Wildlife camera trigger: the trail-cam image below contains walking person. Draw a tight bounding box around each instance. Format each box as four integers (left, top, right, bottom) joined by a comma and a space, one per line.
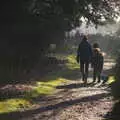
76, 35, 93, 86
91, 43, 104, 83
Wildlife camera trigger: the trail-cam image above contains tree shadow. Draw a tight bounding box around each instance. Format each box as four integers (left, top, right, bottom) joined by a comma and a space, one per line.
0, 92, 111, 120
0, 64, 114, 101
56, 82, 96, 90
60, 66, 114, 84
104, 101, 120, 120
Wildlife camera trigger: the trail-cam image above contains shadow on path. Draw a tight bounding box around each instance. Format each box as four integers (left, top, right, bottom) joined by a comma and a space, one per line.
0, 92, 111, 120
56, 82, 97, 90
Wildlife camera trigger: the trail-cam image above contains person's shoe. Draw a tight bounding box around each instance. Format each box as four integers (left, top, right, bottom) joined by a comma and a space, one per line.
82, 78, 84, 82
97, 80, 101, 83
92, 80, 96, 83
83, 82, 87, 87
102, 80, 107, 84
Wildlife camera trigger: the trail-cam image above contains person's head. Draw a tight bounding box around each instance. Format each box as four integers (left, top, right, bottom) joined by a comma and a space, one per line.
93, 43, 99, 48
82, 35, 88, 41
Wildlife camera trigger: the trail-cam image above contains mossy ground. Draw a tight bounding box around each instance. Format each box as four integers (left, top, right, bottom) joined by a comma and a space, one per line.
0, 54, 114, 114
0, 54, 77, 114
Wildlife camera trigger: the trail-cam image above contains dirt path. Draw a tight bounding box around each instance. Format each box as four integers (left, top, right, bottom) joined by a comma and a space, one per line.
0, 59, 115, 120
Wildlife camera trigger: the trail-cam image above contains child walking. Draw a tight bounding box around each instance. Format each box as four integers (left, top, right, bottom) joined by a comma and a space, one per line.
92, 43, 104, 83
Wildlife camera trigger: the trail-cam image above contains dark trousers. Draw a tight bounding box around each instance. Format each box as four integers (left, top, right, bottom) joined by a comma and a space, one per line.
93, 68, 101, 82
80, 60, 89, 83
93, 65, 103, 82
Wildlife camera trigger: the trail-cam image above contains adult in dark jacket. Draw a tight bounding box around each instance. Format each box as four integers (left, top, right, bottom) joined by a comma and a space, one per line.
76, 35, 93, 85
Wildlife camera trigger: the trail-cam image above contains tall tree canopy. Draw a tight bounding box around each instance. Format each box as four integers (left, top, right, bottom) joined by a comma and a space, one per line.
0, 0, 120, 81
1, 0, 120, 28
27, 0, 120, 28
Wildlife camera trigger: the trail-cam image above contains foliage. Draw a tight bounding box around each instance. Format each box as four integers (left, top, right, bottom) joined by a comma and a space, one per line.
28, 0, 120, 28
0, 0, 120, 80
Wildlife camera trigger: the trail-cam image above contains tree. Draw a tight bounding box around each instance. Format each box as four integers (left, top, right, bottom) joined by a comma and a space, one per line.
0, 0, 120, 82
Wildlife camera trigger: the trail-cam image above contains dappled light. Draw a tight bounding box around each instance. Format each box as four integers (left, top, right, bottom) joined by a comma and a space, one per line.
27, 78, 68, 98
1, 0, 120, 119
0, 51, 116, 117
0, 50, 117, 119
0, 78, 68, 114
107, 76, 115, 84
65, 55, 80, 70
0, 98, 32, 114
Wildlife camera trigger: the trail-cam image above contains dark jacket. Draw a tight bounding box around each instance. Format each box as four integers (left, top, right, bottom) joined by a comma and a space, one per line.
77, 40, 93, 62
